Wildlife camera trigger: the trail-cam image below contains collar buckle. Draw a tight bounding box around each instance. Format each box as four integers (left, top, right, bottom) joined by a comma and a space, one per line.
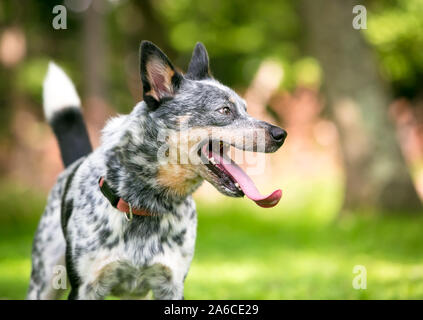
125, 203, 133, 221
99, 177, 153, 217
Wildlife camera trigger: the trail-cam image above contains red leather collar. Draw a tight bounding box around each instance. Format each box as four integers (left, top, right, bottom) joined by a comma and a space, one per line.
99, 177, 153, 217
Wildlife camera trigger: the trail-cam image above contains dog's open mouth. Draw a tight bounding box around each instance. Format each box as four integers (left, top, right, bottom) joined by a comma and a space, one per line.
198, 141, 282, 208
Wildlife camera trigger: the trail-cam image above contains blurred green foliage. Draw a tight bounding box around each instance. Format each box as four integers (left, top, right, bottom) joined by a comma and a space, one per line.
2, 0, 422, 118
155, 0, 301, 88
365, 0, 423, 97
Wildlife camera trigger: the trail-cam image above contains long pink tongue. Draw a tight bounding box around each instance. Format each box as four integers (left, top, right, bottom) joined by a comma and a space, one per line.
212, 151, 282, 208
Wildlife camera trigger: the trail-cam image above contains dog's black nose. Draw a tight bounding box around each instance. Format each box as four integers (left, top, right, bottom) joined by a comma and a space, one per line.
269, 126, 287, 143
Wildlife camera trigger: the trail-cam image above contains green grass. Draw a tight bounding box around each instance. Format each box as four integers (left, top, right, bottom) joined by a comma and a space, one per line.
187, 204, 423, 299
1, 180, 423, 299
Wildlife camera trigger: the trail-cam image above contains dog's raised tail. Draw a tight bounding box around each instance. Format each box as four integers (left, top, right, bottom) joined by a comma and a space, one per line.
43, 62, 92, 167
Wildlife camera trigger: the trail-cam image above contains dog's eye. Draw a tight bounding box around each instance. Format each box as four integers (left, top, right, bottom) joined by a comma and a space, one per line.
218, 107, 231, 116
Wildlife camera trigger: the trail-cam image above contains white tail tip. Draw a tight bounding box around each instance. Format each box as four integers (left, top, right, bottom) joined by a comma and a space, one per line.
43, 62, 81, 121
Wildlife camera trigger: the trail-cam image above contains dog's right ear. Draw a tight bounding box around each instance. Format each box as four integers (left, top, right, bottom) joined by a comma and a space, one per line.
140, 41, 183, 109
186, 42, 211, 80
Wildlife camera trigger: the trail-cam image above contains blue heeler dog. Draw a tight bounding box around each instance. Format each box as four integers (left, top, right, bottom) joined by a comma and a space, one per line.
27, 41, 287, 300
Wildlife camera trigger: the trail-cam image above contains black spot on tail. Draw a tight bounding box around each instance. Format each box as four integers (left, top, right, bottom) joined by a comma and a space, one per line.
50, 107, 92, 167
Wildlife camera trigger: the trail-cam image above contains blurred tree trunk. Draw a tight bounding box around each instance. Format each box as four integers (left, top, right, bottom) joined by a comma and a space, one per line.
134, 0, 176, 58
299, 0, 421, 213
83, 0, 106, 99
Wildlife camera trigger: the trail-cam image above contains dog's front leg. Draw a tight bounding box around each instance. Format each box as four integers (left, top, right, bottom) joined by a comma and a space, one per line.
146, 264, 184, 300
67, 267, 115, 300
151, 282, 184, 300
69, 282, 111, 300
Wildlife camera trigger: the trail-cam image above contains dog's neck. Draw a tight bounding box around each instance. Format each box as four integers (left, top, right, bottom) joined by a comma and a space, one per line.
101, 102, 202, 215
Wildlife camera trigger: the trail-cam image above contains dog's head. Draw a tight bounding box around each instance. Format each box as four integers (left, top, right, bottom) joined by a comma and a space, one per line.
139, 41, 287, 207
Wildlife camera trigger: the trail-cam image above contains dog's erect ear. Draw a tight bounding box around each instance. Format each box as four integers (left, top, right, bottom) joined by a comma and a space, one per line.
186, 42, 211, 80
140, 41, 183, 108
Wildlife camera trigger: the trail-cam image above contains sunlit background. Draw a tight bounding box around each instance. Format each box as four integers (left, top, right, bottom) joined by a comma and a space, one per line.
1, 0, 423, 299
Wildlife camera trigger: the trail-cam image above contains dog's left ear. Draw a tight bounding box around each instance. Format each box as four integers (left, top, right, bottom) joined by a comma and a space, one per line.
140, 41, 183, 108
186, 42, 211, 80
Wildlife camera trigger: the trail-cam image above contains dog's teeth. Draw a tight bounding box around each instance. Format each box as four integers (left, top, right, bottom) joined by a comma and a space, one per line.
209, 157, 216, 164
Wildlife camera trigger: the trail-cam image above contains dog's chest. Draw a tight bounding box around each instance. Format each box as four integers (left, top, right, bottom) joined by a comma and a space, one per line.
81, 199, 198, 296
124, 206, 197, 278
